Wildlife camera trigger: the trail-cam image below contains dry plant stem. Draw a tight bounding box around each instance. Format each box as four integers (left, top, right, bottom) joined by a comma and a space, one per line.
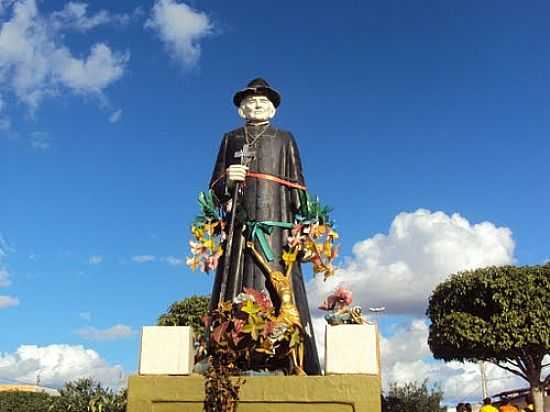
203, 353, 244, 412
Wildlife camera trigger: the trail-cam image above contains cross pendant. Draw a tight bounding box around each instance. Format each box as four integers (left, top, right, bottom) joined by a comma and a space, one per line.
234, 144, 256, 166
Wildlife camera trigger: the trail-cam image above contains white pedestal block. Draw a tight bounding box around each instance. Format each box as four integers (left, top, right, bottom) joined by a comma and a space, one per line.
138, 326, 194, 375
325, 324, 380, 375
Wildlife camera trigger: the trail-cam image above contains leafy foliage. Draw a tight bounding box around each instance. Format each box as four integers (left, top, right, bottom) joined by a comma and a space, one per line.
0, 379, 126, 412
296, 191, 333, 226
382, 381, 446, 412
157, 294, 210, 337
0, 391, 52, 412
207, 289, 302, 370
48, 378, 127, 412
427, 265, 550, 411
195, 191, 222, 224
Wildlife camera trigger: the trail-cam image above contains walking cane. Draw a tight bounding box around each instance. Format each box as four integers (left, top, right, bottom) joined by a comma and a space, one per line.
217, 144, 255, 305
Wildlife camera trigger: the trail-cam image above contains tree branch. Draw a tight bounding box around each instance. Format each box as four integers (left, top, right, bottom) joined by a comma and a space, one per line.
515, 354, 529, 375
495, 361, 529, 382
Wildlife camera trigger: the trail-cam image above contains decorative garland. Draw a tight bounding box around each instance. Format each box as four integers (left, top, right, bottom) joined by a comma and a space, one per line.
186, 189, 339, 281
290, 191, 339, 280
186, 191, 225, 273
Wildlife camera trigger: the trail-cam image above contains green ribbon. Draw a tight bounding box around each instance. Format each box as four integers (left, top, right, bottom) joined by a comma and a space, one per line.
247, 220, 294, 262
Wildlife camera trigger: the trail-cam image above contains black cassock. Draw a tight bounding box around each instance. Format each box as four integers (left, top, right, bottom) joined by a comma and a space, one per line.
208, 124, 321, 375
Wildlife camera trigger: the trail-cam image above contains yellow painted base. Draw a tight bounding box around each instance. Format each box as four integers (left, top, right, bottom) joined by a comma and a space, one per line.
127, 374, 381, 412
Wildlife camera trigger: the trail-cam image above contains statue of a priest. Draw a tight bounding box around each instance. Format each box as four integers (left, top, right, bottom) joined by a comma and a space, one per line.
208, 78, 321, 375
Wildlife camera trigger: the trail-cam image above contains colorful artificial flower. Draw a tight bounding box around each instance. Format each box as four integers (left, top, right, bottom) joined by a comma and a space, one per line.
243, 288, 273, 312
205, 289, 304, 370
319, 287, 353, 311
186, 256, 200, 271
282, 250, 297, 266
186, 191, 225, 273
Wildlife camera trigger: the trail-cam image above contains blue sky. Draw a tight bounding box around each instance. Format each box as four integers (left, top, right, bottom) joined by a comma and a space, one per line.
1, 0, 549, 405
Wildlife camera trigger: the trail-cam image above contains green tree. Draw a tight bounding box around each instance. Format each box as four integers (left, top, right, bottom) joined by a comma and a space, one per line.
0, 391, 52, 412
157, 294, 210, 336
427, 265, 550, 412
382, 380, 446, 412
48, 378, 127, 412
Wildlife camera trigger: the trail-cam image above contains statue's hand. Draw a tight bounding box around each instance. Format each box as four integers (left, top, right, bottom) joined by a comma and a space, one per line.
226, 164, 248, 186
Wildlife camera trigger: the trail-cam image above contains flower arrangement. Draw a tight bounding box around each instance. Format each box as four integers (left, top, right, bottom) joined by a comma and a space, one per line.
287, 191, 339, 280
319, 287, 366, 325
186, 190, 339, 280
206, 288, 302, 371
186, 191, 225, 273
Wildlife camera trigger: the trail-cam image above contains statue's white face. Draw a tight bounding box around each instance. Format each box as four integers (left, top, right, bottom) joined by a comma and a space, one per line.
238, 95, 276, 123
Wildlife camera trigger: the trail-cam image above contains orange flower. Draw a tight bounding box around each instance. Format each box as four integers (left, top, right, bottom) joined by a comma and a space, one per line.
186, 256, 200, 271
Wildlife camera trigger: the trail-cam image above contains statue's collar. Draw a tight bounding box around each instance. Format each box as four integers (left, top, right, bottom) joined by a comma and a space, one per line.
245, 121, 270, 128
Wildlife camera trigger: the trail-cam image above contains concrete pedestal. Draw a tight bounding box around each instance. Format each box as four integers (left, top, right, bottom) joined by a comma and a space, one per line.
138, 326, 194, 375
127, 374, 381, 412
325, 324, 380, 375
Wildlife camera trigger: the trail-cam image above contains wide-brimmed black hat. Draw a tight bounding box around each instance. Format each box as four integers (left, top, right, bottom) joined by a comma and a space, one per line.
233, 78, 281, 108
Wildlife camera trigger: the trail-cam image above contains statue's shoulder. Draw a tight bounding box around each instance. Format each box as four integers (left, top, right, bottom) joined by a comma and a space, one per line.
272, 128, 297, 145
274, 127, 290, 135
224, 127, 245, 138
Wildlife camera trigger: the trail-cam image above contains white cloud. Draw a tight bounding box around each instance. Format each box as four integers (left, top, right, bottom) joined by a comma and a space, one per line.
379, 318, 525, 404
109, 109, 122, 123
0, 344, 125, 388
161, 256, 184, 266
0, 268, 10, 287
0, 116, 10, 130
145, 0, 212, 67
0, 234, 13, 254
29, 131, 50, 150
0, 94, 10, 130
382, 319, 432, 363
0, 238, 16, 306
75, 324, 134, 341
79, 312, 91, 321
0, 0, 129, 111
307, 209, 515, 315
0, 295, 19, 308
0, 235, 14, 294
49, 2, 131, 32
132, 255, 184, 266
132, 255, 155, 263
88, 255, 103, 265
0, 1, 15, 15
53, 43, 128, 93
